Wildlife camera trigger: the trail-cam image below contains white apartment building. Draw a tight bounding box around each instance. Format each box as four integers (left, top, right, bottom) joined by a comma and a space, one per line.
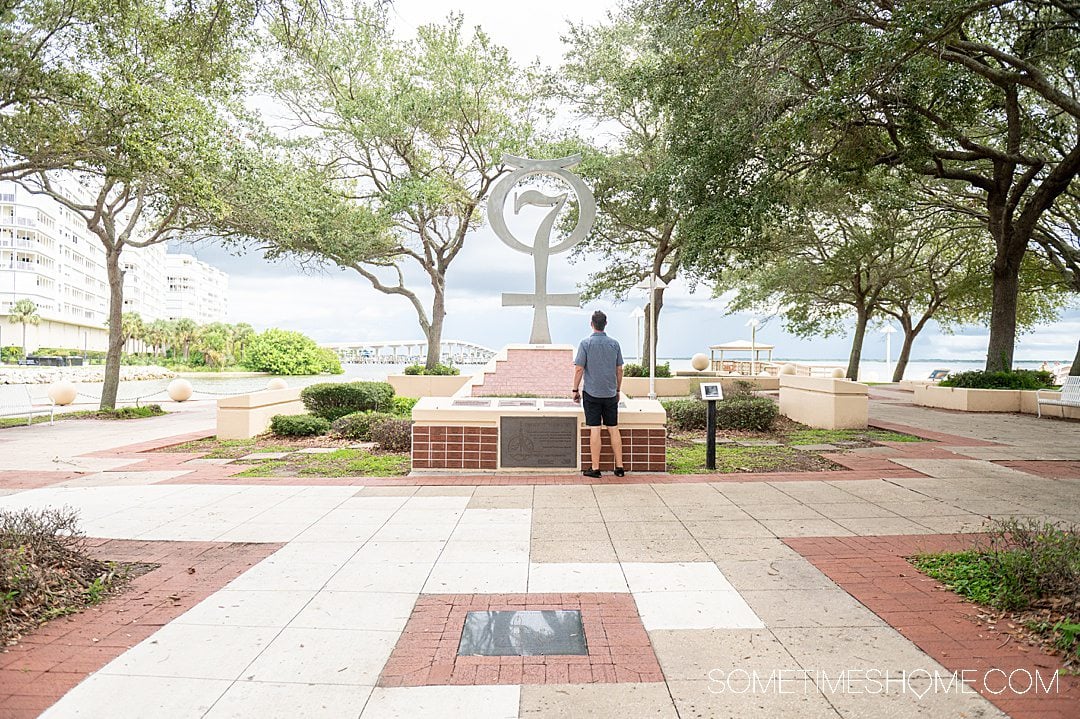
0, 179, 229, 353
165, 253, 229, 325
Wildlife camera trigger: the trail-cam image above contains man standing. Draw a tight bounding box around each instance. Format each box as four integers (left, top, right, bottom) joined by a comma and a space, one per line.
573, 310, 625, 478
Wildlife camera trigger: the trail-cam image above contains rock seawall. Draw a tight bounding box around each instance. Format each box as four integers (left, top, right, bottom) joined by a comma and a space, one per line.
0, 366, 176, 384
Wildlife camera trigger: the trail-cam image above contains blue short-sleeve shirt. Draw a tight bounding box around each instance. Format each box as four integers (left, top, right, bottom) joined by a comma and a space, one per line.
574, 332, 624, 398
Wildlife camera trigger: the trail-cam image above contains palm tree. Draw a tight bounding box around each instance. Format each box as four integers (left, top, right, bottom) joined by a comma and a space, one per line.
120, 312, 144, 356
145, 319, 171, 358
173, 318, 198, 362
230, 322, 254, 360
9, 299, 41, 361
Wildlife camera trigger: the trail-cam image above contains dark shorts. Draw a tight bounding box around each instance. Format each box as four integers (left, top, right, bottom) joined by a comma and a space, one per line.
582, 391, 619, 427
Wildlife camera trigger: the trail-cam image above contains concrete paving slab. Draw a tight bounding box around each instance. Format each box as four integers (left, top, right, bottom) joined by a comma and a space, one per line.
362, 686, 520, 719
204, 681, 373, 719
649, 629, 794, 680
520, 683, 678, 718
239, 452, 289, 460
667, 679, 840, 718
530, 539, 618, 563
740, 589, 885, 629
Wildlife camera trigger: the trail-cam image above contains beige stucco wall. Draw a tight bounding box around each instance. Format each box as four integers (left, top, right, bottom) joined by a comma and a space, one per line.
914, 384, 1021, 412
388, 374, 471, 398
778, 375, 868, 429
622, 376, 779, 398
216, 387, 306, 439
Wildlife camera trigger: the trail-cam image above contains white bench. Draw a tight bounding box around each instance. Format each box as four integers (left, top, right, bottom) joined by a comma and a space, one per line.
1037, 376, 1080, 418
0, 385, 56, 426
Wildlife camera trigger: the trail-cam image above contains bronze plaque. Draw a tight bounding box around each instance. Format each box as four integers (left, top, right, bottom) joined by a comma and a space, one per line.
499, 416, 578, 468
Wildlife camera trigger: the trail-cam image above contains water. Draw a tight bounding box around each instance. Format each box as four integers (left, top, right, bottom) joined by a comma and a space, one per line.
3, 358, 1062, 405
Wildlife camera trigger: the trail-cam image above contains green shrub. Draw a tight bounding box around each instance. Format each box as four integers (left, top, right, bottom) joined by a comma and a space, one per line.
390, 396, 418, 417
403, 363, 460, 376
241, 329, 340, 375
623, 362, 672, 378
662, 398, 707, 431
940, 369, 1055, 390
727, 380, 756, 399
269, 413, 330, 437
331, 411, 397, 440
300, 381, 395, 421
102, 405, 164, 419
1, 346, 24, 363
370, 417, 413, 452
715, 397, 778, 431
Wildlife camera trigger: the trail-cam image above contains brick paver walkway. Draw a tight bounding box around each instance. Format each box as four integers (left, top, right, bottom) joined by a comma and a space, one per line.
0, 399, 1076, 718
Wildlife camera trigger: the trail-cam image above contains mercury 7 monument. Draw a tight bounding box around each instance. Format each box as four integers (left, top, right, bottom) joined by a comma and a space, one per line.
409, 155, 667, 474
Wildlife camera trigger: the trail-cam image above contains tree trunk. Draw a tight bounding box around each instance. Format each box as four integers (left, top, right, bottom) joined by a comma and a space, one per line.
424, 288, 446, 370
1071, 338, 1080, 376
641, 289, 666, 369
846, 309, 868, 381
101, 250, 125, 410
985, 255, 1022, 372
21, 323, 27, 361
893, 329, 916, 383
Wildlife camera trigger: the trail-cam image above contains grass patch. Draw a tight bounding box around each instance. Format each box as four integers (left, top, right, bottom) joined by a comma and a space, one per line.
234, 448, 410, 477
160, 435, 350, 459
0, 404, 166, 430
784, 428, 924, 445
666, 443, 839, 474
1, 508, 147, 645
910, 518, 1080, 665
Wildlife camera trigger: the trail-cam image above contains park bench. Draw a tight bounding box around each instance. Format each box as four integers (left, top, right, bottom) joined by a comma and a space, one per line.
1036, 376, 1080, 418
0, 385, 56, 426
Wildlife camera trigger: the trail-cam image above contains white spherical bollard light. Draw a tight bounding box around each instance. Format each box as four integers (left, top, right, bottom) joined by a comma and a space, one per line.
48, 380, 77, 406
690, 353, 709, 372
267, 378, 288, 390
167, 378, 194, 402
831, 367, 847, 378
779, 363, 797, 375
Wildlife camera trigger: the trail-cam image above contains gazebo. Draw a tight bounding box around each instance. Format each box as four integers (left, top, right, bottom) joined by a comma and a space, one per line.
709, 340, 775, 374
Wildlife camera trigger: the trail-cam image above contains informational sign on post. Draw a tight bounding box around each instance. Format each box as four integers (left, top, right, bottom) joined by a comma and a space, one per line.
699, 383, 724, 470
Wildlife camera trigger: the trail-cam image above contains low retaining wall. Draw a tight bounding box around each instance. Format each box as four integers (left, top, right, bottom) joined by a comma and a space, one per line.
623, 376, 779, 398
779, 376, 868, 429
915, 384, 1079, 419
387, 374, 471, 398
217, 387, 305, 439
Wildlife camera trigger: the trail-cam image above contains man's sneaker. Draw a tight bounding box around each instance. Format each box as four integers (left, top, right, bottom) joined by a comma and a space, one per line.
614, 466, 626, 477
582, 468, 602, 479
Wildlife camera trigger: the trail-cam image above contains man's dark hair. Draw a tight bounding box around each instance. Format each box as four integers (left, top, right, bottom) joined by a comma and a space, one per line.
591, 310, 608, 331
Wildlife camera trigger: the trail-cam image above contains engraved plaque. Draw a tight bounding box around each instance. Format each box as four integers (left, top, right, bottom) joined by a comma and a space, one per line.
500, 416, 578, 468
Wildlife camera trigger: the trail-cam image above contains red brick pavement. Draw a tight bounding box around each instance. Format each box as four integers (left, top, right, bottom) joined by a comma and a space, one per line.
787, 534, 1080, 719
0, 539, 280, 719
994, 460, 1080, 481
379, 593, 663, 687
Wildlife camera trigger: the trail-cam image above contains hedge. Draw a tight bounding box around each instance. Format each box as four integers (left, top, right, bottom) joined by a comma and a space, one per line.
370, 417, 412, 452
939, 369, 1056, 390
269, 413, 330, 437
331, 411, 397, 441
300, 381, 395, 421
623, 362, 672, 378
715, 397, 778, 431
403, 363, 460, 376
662, 398, 707, 431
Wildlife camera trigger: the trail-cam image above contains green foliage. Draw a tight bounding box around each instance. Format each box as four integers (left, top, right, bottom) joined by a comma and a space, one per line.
98, 405, 164, 420
300, 381, 395, 421
403, 363, 459, 376
715, 397, 779, 431
1, 346, 24, 363
369, 417, 413, 452
269, 414, 331, 437
940, 370, 1056, 390
785, 428, 922, 445
330, 411, 397, 441
234, 449, 410, 478
242, 329, 337, 375
390, 396, 418, 417
662, 399, 707, 431
623, 362, 672, 378
912, 519, 1080, 614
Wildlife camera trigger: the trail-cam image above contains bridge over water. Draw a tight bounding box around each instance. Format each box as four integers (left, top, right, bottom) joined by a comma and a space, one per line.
322, 339, 496, 365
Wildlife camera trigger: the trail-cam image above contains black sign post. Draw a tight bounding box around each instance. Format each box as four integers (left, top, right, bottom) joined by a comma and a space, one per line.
699, 383, 723, 471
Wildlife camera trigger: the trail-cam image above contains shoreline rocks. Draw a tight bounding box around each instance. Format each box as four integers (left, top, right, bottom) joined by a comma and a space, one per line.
0, 365, 177, 384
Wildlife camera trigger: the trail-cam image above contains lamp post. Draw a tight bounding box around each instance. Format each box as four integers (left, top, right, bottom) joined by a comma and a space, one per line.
881, 324, 897, 381
635, 274, 668, 400
630, 307, 645, 364
746, 317, 760, 376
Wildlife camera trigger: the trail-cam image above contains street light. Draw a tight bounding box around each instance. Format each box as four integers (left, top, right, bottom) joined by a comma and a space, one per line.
630, 307, 645, 364
746, 317, 760, 376
634, 274, 668, 400
881, 324, 897, 381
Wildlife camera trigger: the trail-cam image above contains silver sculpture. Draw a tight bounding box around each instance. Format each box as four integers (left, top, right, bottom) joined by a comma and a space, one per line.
488, 154, 596, 344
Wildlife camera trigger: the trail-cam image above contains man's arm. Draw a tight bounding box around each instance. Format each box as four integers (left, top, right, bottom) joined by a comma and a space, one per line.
573, 365, 584, 393
615, 364, 623, 395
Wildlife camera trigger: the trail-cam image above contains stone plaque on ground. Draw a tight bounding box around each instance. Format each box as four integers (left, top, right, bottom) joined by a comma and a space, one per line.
458, 610, 588, 656
500, 416, 578, 468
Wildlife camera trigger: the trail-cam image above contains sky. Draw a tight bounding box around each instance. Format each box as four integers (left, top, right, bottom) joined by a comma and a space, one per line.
170, 0, 1079, 364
